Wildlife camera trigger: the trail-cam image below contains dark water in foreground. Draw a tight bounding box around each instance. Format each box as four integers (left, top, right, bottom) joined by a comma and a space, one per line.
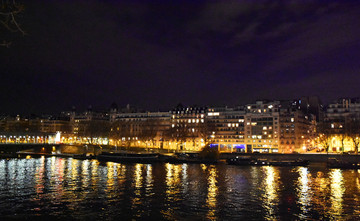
1, 157, 360, 220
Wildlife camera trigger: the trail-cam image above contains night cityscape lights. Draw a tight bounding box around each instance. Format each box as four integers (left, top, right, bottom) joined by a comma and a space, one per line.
1, 97, 360, 154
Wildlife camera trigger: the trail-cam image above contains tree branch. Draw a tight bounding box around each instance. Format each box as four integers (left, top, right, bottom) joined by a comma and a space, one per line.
1, 0, 25, 46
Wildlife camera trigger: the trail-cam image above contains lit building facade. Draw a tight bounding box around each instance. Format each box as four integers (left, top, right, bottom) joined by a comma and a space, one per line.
320, 98, 360, 153
110, 111, 171, 148
207, 106, 246, 152
244, 100, 281, 153
169, 105, 207, 151
279, 104, 315, 153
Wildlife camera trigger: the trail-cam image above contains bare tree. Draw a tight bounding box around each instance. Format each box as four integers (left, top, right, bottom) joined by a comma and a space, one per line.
347, 118, 360, 154
197, 119, 216, 147
164, 121, 189, 152
80, 120, 110, 144
1, 0, 25, 47
110, 120, 133, 148
316, 121, 332, 153
139, 118, 160, 149
336, 119, 348, 153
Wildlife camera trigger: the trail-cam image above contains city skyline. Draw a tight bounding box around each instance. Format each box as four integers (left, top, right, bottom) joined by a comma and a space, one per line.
2, 2, 360, 220
0, 95, 356, 117
1, 1, 360, 115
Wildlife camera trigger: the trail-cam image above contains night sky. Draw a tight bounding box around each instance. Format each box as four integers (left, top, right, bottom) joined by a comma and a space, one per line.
1, 1, 360, 115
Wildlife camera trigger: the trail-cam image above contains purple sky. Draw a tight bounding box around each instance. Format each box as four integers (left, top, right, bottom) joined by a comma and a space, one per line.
1, 0, 360, 114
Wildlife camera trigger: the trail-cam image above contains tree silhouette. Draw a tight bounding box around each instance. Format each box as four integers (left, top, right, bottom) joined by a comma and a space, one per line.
316, 121, 332, 153
347, 118, 360, 154
1, 0, 25, 47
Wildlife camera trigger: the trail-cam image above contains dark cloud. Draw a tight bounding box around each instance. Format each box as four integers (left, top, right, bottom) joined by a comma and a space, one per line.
1, 0, 360, 114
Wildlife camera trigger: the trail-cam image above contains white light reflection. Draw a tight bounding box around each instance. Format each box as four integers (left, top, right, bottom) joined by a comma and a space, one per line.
35, 156, 45, 196
330, 169, 345, 218
162, 163, 182, 219
181, 164, 188, 193
132, 164, 144, 210
106, 161, 115, 192
145, 164, 153, 196
81, 160, 90, 189
296, 167, 312, 218
90, 160, 99, 187
262, 166, 280, 220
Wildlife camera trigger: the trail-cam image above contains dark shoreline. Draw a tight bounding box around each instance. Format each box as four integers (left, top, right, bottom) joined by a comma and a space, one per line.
1, 143, 360, 163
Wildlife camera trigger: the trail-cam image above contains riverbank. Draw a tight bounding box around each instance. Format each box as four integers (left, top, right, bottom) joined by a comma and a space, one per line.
222, 152, 360, 163
1, 144, 360, 163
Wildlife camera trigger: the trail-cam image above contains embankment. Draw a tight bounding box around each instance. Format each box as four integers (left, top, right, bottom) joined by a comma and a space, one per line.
221, 152, 360, 163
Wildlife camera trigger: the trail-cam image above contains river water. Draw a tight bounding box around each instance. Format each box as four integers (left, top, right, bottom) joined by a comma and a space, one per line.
0, 157, 360, 220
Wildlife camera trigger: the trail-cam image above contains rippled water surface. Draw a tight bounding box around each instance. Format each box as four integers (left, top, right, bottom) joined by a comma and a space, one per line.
1, 157, 360, 220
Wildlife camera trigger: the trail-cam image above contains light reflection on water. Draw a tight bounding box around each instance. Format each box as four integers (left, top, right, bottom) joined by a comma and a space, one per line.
296, 167, 313, 219
206, 165, 218, 220
1, 158, 360, 220
329, 169, 345, 218
262, 166, 280, 220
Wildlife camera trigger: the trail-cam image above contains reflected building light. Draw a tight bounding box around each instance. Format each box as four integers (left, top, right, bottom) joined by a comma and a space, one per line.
54, 158, 65, 200
81, 160, 90, 189
201, 164, 207, 171
106, 162, 115, 191
91, 160, 99, 186
134, 164, 143, 189
330, 169, 345, 217
35, 157, 46, 196
296, 167, 312, 217
71, 159, 79, 183
50, 156, 56, 176
145, 164, 153, 194
262, 166, 280, 220
165, 163, 181, 201
182, 164, 188, 181
357, 170, 360, 190
314, 171, 327, 192
132, 164, 144, 209
181, 164, 188, 193
206, 166, 218, 220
